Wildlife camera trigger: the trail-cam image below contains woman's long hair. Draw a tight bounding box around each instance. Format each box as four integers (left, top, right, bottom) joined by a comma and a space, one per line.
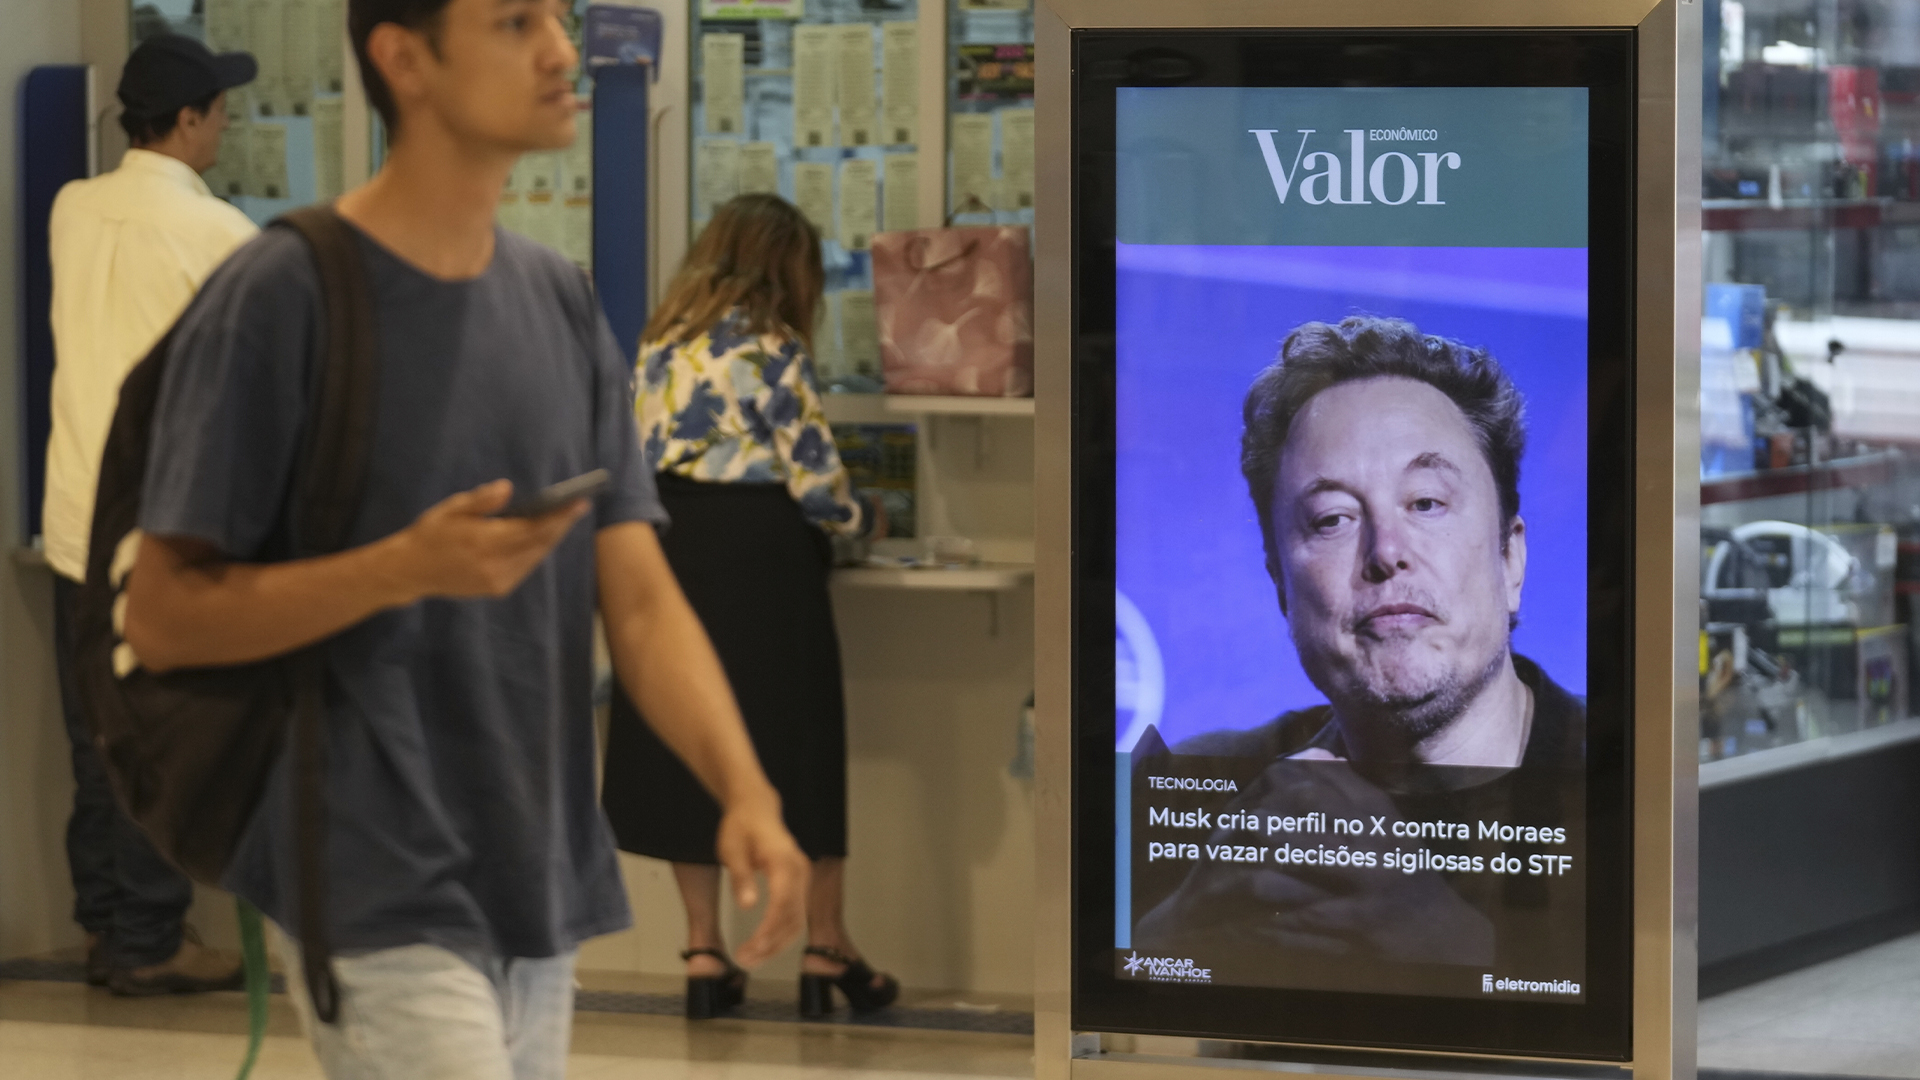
642, 194, 825, 349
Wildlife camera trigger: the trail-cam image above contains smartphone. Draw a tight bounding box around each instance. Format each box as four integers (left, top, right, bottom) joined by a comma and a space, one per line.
497, 469, 611, 518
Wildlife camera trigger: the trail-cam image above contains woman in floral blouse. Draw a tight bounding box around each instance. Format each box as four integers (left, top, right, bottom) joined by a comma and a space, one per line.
601, 194, 896, 1020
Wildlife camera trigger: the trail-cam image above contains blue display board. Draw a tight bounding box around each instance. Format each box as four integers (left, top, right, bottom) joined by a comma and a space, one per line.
16, 65, 90, 544
593, 62, 651, 366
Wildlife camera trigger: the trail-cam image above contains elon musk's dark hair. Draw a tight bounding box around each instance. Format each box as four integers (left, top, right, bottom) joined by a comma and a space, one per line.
348, 0, 456, 132
1241, 315, 1527, 566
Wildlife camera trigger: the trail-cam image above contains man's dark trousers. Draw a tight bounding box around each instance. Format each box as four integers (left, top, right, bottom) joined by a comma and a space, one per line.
52, 575, 193, 968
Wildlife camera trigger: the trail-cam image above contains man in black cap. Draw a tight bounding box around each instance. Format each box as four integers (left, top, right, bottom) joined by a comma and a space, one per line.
43, 32, 259, 996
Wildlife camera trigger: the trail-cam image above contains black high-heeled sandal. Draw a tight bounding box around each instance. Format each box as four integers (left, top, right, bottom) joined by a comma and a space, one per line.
682, 947, 747, 1020
798, 945, 899, 1018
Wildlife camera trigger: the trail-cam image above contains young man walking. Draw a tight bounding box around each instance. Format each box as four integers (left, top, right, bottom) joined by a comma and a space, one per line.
44, 32, 258, 996
119, 1, 810, 1076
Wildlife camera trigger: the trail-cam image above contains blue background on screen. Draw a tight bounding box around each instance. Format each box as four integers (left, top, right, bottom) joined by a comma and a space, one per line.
1115, 244, 1588, 750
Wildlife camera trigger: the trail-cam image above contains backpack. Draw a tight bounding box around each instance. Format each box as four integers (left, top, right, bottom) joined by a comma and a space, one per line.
73, 205, 377, 1025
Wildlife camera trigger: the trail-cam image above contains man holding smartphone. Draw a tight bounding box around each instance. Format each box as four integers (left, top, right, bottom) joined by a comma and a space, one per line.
119, 2, 808, 1076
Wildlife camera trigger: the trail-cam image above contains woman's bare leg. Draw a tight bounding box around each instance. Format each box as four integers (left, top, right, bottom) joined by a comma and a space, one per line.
674, 863, 728, 977
801, 858, 885, 986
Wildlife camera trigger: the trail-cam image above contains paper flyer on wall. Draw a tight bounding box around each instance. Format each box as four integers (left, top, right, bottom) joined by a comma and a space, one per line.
836, 24, 877, 148
949, 113, 994, 214
793, 25, 836, 148
881, 22, 919, 146
839, 289, 879, 373
248, 0, 287, 116
998, 108, 1035, 210
246, 121, 289, 199
838, 158, 878, 251
563, 114, 593, 198
312, 97, 344, 201
702, 33, 746, 136
518, 151, 562, 250
562, 196, 592, 271
815, 291, 847, 378
740, 142, 781, 196
205, 111, 249, 201
882, 153, 919, 232
794, 161, 834, 234
520, 151, 559, 201
695, 138, 742, 221
317, 0, 345, 92
283, 0, 316, 114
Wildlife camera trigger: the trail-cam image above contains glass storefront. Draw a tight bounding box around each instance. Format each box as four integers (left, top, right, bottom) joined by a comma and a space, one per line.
1698, 6, 1920, 1057
1700, 0, 1920, 769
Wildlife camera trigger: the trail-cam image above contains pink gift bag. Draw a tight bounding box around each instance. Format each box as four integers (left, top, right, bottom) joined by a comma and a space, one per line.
871, 226, 1033, 397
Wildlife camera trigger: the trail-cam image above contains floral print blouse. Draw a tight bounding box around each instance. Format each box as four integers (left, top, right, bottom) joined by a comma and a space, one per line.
637, 311, 866, 536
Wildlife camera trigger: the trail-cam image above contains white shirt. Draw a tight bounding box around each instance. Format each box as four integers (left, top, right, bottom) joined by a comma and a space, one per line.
42, 148, 257, 581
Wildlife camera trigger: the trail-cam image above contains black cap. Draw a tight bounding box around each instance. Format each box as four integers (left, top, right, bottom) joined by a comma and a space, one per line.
118, 34, 257, 118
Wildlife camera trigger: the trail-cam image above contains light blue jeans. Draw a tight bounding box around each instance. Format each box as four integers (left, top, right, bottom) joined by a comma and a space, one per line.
273, 925, 576, 1080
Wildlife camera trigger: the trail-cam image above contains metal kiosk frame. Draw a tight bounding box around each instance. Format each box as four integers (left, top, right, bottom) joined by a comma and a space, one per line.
1032, 2, 1702, 1079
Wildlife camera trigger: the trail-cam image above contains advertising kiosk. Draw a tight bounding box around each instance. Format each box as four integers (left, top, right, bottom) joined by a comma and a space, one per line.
1034, 2, 1701, 1078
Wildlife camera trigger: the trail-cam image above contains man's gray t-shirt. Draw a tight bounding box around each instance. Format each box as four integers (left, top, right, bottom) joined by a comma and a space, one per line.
139, 223, 666, 959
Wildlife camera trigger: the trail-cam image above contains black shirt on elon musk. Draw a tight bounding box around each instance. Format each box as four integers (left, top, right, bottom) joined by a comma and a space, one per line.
1126, 655, 1586, 999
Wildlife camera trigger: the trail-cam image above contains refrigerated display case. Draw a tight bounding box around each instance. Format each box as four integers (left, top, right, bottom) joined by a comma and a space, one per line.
1700, 0, 1920, 995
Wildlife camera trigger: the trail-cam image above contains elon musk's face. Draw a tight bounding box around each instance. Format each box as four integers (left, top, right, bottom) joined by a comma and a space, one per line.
1269, 376, 1526, 738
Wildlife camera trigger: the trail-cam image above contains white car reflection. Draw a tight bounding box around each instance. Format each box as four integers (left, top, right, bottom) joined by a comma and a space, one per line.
1705, 519, 1867, 626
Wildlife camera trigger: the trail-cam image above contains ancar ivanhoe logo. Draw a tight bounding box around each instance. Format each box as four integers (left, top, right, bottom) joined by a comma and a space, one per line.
1249, 128, 1461, 207
1120, 951, 1214, 983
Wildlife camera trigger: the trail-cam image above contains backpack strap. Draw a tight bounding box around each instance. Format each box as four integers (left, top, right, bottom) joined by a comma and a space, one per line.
560, 266, 610, 474
283, 206, 379, 555
270, 205, 379, 1026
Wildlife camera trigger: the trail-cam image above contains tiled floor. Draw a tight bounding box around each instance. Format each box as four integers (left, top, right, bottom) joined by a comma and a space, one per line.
11, 932, 1920, 1079
0, 975, 1035, 1080
1699, 930, 1920, 1078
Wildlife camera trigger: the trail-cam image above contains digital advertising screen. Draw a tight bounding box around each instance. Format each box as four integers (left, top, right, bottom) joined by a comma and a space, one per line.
1071, 33, 1636, 1060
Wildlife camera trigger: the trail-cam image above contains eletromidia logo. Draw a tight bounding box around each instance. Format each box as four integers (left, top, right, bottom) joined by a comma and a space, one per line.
1481, 973, 1582, 995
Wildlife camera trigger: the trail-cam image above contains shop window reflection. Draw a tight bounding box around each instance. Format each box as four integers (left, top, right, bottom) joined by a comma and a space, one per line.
1701, 0, 1920, 767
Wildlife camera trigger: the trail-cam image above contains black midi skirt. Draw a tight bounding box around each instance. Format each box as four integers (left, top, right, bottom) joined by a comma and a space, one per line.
601, 474, 848, 864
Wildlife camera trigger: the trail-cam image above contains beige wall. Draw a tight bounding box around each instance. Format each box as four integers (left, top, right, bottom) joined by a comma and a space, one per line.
0, 0, 85, 961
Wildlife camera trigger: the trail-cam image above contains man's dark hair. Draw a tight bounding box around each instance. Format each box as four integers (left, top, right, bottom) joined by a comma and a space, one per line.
119, 89, 220, 145
350, 0, 456, 132
1241, 315, 1527, 566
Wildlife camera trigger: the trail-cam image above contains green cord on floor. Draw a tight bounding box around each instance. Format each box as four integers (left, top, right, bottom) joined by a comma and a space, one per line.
236, 899, 268, 1080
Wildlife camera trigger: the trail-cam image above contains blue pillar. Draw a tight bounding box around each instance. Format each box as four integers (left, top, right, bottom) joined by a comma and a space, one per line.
592, 63, 651, 368
17, 65, 90, 543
